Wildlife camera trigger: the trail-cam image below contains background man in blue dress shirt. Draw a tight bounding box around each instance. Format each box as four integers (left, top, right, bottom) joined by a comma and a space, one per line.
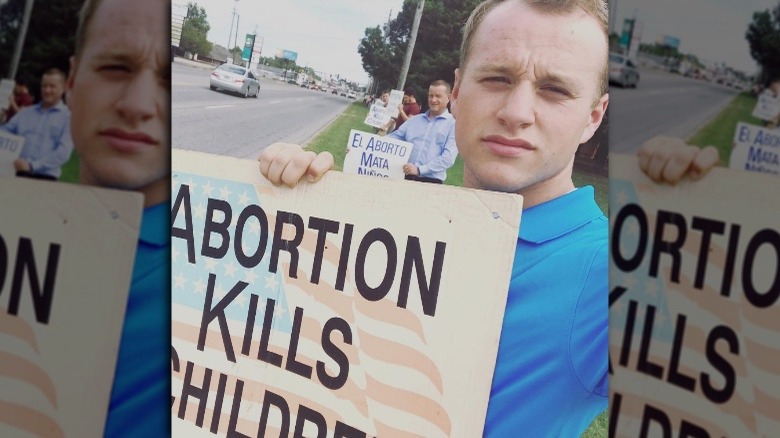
1, 68, 73, 180
388, 79, 458, 184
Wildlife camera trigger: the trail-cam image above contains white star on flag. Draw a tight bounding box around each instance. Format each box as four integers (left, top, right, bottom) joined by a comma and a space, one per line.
264, 273, 278, 291
202, 181, 214, 197
205, 258, 217, 271
244, 269, 258, 283
174, 272, 187, 289
184, 178, 197, 192
219, 185, 232, 200
172, 246, 180, 263
193, 203, 206, 220
238, 191, 250, 206
193, 278, 206, 295
223, 262, 238, 278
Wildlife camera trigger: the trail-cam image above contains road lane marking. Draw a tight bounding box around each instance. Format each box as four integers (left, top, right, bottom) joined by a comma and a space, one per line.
205, 104, 234, 109
269, 100, 281, 104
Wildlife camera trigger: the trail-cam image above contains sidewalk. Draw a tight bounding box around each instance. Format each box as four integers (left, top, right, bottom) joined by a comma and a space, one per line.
173, 56, 218, 71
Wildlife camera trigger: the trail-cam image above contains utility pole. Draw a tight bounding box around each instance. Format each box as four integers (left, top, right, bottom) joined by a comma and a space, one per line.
234, 14, 240, 53
7, 0, 35, 80
397, 0, 423, 90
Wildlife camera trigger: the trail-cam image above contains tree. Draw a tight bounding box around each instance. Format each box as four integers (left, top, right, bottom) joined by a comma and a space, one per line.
180, 2, 212, 57
746, 3, 780, 84
358, 0, 481, 104
0, 0, 81, 99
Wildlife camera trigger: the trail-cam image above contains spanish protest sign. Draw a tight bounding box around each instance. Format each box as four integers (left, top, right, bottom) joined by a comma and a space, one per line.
171, 149, 522, 437
363, 90, 404, 129
729, 122, 780, 176
0, 178, 142, 437
0, 131, 24, 177
751, 90, 780, 122
609, 154, 780, 437
343, 130, 414, 179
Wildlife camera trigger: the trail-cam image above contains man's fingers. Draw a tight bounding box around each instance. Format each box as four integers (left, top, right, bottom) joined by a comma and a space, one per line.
661, 145, 699, 184
690, 146, 720, 180
280, 150, 317, 187
264, 146, 297, 185
306, 152, 334, 182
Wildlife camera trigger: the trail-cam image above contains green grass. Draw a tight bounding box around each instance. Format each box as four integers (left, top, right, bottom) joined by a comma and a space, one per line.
306, 102, 607, 216
686, 92, 766, 165
306, 102, 608, 438
60, 150, 80, 183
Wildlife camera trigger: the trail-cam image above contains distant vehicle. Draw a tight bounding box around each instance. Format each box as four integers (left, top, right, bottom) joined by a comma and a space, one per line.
319, 87, 327, 92
300, 82, 309, 88
339, 90, 347, 97
608, 52, 640, 88
331, 89, 339, 95
347, 91, 357, 99
209, 64, 260, 98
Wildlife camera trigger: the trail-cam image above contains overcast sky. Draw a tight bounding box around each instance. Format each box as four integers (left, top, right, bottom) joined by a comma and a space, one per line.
611, 0, 778, 74
190, 0, 406, 84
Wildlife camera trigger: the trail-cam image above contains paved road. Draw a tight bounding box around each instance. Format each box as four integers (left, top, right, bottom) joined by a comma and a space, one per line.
172, 59, 353, 158
608, 68, 739, 154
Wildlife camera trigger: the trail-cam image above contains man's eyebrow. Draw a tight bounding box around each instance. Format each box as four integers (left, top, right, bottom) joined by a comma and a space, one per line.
473, 63, 582, 89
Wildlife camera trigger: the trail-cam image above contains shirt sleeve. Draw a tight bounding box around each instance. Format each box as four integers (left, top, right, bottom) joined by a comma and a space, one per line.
27, 114, 74, 173
418, 121, 458, 176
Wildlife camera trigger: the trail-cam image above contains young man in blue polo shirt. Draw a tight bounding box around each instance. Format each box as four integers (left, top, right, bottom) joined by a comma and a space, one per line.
65, 0, 170, 435
259, 0, 610, 435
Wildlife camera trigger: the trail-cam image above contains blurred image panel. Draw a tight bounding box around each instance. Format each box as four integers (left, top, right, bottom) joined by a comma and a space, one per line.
0, 0, 170, 436
608, 0, 780, 436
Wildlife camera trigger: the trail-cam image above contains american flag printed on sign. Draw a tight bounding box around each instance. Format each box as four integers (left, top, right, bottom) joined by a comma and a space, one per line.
0, 310, 64, 437
171, 172, 452, 437
608, 158, 780, 438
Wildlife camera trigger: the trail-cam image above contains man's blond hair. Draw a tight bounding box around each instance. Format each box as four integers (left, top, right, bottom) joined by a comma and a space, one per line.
460, 0, 609, 97
74, 0, 104, 57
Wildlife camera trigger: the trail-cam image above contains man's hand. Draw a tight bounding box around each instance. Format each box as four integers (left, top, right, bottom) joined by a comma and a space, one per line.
637, 136, 719, 184
258, 142, 334, 187
403, 163, 419, 176
13, 158, 30, 173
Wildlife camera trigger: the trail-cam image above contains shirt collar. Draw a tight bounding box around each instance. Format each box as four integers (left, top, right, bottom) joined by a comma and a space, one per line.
423, 109, 453, 121
140, 202, 170, 246
35, 100, 67, 113
518, 186, 603, 243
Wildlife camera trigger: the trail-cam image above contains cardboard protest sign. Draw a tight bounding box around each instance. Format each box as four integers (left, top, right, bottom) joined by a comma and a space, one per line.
751, 90, 780, 121
0, 178, 142, 437
609, 154, 780, 437
171, 149, 522, 437
0, 131, 24, 176
0, 79, 14, 113
363, 102, 391, 129
728, 122, 780, 176
363, 90, 404, 129
343, 130, 414, 179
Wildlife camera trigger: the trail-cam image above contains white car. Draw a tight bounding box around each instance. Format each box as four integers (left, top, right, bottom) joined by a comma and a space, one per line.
209, 64, 260, 98
609, 52, 640, 88
347, 91, 357, 99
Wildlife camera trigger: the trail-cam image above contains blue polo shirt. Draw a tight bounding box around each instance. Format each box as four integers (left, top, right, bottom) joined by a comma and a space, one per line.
105, 202, 170, 437
0, 101, 73, 178
484, 186, 608, 437
388, 110, 457, 181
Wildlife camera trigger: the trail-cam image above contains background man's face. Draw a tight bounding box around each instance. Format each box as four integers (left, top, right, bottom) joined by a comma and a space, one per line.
427, 85, 450, 116
380, 93, 389, 103
67, 0, 170, 206
451, 1, 608, 203
40, 74, 64, 108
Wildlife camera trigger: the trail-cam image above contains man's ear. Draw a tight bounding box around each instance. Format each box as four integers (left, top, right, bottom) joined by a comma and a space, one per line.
451, 68, 462, 118
66, 56, 78, 90
579, 93, 609, 145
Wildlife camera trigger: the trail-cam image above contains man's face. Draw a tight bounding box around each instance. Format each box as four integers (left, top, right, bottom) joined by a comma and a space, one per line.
14, 83, 28, 96
40, 74, 65, 108
402, 95, 410, 104
67, 0, 170, 207
427, 85, 450, 117
451, 1, 608, 205
380, 93, 389, 103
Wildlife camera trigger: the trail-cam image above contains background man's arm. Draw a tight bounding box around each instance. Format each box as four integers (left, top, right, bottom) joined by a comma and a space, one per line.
26, 121, 74, 173
417, 125, 458, 176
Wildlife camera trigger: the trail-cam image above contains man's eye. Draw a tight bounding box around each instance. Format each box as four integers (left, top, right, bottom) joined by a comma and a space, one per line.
483, 77, 510, 84
542, 86, 570, 96
100, 65, 131, 73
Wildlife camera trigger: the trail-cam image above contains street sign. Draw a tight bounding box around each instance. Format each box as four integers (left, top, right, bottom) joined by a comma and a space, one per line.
242, 34, 255, 62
